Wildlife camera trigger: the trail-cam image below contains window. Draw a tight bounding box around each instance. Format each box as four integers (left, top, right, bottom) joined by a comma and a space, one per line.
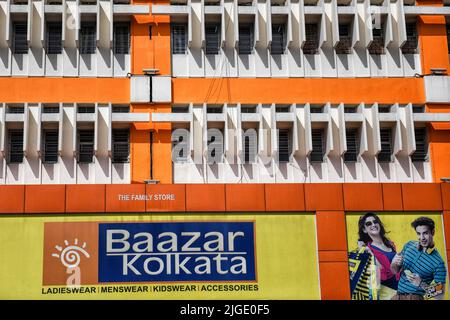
8, 129, 24, 164
411, 127, 428, 162
243, 131, 257, 164
369, 27, 384, 55
172, 105, 189, 113
335, 24, 351, 54
205, 23, 220, 55
238, 24, 254, 55
207, 105, 223, 114
378, 128, 392, 163
42, 130, 59, 163
241, 105, 256, 113
378, 105, 391, 113
77, 129, 94, 163
402, 22, 418, 54
112, 105, 130, 113
79, 22, 96, 54
303, 24, 319, 54
46, 22, 62, 54
310, 105, 324, 113
77, 105, 95, 113
310, 129, 324, 162
114, 22, 130, 54
344, 129, 358, 163
276, 105, 290, 113
13, 22, 28, 54
112, 129, 130, 163
43, 104, 60, 114
412, 105, 425, 113
6, 105, 24, 114
278, 129, 290, 163
344, 106, 357, 113
171, 24, 187, 54
271, 24, 286, 54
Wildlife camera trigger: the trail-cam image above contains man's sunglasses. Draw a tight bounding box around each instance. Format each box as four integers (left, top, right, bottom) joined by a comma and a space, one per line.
365, 220, 379, 227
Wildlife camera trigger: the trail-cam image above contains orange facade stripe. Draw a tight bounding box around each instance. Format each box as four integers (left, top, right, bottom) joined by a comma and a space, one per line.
305, 184, 344, 211
66, 185, 106, 213
24, 185, 66, 214
382, 183, 404, 211
401, 183, 443, 211
343, 184, 383, 211
319, 262, 351, 300
315, 211, 348, 251
265, 184, 305, 211
172, 78, 426, 104
0, 185, 24, 214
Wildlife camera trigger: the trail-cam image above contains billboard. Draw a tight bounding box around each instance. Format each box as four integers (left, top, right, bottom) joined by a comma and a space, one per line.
346, 212, 449, 300
0, 213, 320, 299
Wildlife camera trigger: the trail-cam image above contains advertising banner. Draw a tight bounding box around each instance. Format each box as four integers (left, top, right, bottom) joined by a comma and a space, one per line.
0, 213, 320, 300
346, 212, 449, 300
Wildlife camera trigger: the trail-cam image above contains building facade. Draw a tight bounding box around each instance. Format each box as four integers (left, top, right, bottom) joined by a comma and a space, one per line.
0, 0, 450, 300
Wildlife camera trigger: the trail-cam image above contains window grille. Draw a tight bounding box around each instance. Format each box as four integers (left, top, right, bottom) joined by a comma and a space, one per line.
43, 130, 59, 163
77, 105, 95, 113
278, 129, 290, 163
411, 127, 428, 162
205, 23, 220, 55
310, 105, 324, 113
344, 106, 357, 113
344, 129, 358, 162
402, 23, 418, 54
42, 105, 60, 114
378, 128, 392, 163
114, 22, 130, 54
303, 24, 319, 54
310, 129, 325, 162
46, 22, 62, 54
8, 129, 24, 163
369, 27, 384, 54
79, 22, 96, 54
77, 129, 94, 163
112, 105, 130, 113
238, 24, 254, 55
171, 24, 187, 54
13, 22, 28, 54
112, 129, 130, 163
378, 105, 391, 113
336, 24, 351, 54
271, 24, 286, 54
6, 105, 25, 114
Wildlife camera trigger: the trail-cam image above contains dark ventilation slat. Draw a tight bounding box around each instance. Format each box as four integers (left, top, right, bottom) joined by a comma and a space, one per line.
378, 128, 392, 163
114, 22, 130, 54
238, 24, 253, 55
344, 129, 358, 163
310, 129, 324, 162
271, 24, 285, 54
303, 24, 319, 54
411, 127, 428, 162
43, 130, 59, 163
78, 129, 94, 163
112, 129, 130, 163
278, 129, 290, 163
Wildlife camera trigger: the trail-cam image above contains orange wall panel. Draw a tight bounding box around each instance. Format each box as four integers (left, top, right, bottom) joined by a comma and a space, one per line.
443, 211, 450, 251
382, 183, 404, 211
186, 184, 226, 212
151, 129, 173, 184
106, 184, 146, 213
316, 211, 348, 251
343, 184, 383, 211
319, 262, 351, 300
172, 78, 425, 104
0, 185, 24, 214
265, 184, 305, 211
442, 183, 450, 210
402, 183, 443, 211
146, 184, 185, 212
305, 184, 344, 211
318, 251, 348, 263
225, 184, 266, 212
130, 126, 151, 184
25, 185, 65, 214
429, 124, 450, 182
66, 185, 106, 213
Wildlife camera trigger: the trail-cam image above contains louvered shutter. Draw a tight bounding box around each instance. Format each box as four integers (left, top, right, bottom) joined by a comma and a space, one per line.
344, 129, 358, 163
80, 23, 96, 54
8, 129, 24, 164
43, 130, 59, 163
112, 129, 130, 163
13, 22, 28, 54
378, 128, 392, 163
47, 22, 62, 54
205, 23, 220, 55
78, 129, 95, 163
114, 23, 130, 54
278, 129, 290, 163
310, 129, 324, 162
238, 24, 253, 55
411, 128, 428, 162
271, 24, 285, 54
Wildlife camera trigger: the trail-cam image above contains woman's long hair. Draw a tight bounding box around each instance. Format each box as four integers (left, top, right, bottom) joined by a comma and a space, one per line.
358, 212, 394, 249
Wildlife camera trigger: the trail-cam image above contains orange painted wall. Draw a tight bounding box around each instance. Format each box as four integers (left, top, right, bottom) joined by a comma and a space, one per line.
428, 105, 450, 182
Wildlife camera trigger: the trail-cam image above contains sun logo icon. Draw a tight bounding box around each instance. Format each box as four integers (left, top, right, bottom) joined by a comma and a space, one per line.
52, 239, 90, 269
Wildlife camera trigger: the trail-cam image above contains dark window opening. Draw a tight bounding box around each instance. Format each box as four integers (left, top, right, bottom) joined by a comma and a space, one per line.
411, 127, 428, 162
278, 129, 290, 163
303, 24, 319, 54
8, 129, 24, 164
79, 22, 96, 54
344, 129, 358, 163
13, 22, 28, 54
42, 130, 59, 163
402, 22, 418, 54
114, 22, 130, 54
378, 128, 392, 163
238, 24, 254, 55
310, 129, 325, 162
171, 24, 187, 54
336, 24, 351, 54
369, 27, 384, 55
77, 129, 95, 163
46, 22, 62, 54
205, 23, 221, 55
112, 128, 130, 163
271, 24, 286, 54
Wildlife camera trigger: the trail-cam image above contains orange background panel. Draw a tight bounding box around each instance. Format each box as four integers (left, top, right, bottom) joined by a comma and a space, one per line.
106, 184, 146, 213
316, 211, 348, 251
0, 185, 24, 214
318, 251, 348, 263
172, 78, 425, 104
319, 262, 351, 300
402, 183, 443, 211
65, 185, 106, 213
225, 184, 266, 212
429, 125, 450, 182
186, 184, 226, 212
146, 184, 185, 212
443, 211, 450, 250
25, 185, 65, 213
343, 184, 383, 211
0, 78, 129, 103
264, 184, 305, 211
382, 183, 404, 211
305, 184, 344, 211
442, 184, 450, 210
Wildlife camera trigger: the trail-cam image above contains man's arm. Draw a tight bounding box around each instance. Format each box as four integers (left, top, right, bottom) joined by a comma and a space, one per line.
390, 253, 403, 274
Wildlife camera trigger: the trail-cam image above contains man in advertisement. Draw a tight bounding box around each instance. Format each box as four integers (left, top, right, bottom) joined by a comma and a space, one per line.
390, 217, 447, 300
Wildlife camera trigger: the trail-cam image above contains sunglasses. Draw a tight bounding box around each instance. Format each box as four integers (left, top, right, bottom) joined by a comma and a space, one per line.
365, 220, 379, 227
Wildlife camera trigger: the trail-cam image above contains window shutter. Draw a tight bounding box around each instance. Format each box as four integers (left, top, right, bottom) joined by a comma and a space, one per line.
401, 23, 418, 54
205, 23, 220, 55
310, 129, 324, 162
46, 22, 62, 54
172, 24, 187, 54
271, 24, 285, 55
369, 27, 384, 55
238, 24, 253, 55
114, 23, 130, 54
378, 128, 392, 162
303, 24, 318, 54
411, 128, 428, 162
78, 129, 95, 163
43, 130, 59, 163
8, 129, 24, 164
13, 22, 28, 54
80, 23, 96, 54
278, 129, 290, 163
344, 129, 358, 163
336, 24, 351, 54
112, 129, 130, 163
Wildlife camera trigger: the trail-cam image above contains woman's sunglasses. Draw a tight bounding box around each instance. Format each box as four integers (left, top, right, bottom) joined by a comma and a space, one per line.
365, 220, 379, 227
